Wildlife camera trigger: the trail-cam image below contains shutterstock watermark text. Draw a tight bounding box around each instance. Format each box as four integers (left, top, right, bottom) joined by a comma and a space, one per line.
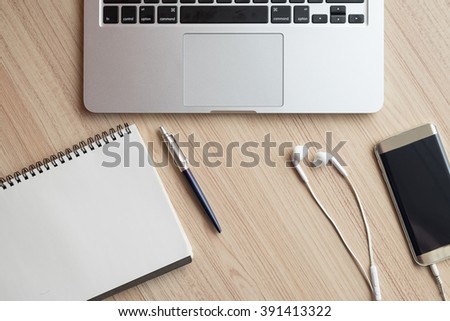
102, 132, 347, 168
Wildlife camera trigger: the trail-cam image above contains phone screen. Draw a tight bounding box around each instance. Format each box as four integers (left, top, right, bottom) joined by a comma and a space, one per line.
379, 135, 450, 256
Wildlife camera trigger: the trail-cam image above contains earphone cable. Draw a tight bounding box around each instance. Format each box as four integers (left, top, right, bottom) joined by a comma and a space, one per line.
305, 181, 374, 293
344, 175, 381, 301
344, 176, 374, 264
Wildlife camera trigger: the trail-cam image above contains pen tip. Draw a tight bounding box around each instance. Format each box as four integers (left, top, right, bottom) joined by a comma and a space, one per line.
159, 126, 168, 135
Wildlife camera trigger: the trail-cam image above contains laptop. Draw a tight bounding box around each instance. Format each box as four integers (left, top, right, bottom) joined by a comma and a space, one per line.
84, 0, 384, 113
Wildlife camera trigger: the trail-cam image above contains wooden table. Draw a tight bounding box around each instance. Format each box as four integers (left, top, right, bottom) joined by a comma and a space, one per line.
1, 1, 449, 300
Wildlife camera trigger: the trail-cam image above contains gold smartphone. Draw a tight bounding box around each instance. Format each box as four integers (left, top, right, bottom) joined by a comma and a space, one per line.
375, 124, 450, 266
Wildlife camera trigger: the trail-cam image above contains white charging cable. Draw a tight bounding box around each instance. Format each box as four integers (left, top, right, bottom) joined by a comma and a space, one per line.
430, 264, 447, 301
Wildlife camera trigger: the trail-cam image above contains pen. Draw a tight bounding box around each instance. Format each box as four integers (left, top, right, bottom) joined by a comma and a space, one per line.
160, 126, 222, 233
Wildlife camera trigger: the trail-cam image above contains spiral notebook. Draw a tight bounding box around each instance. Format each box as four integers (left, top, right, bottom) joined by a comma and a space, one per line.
0, 123, 192, 300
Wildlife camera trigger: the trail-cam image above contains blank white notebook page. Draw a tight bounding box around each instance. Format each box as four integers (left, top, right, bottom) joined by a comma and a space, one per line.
0, 124, 192, 300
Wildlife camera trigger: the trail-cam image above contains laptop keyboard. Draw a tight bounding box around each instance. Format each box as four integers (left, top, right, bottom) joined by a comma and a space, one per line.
102, 0, 366, 25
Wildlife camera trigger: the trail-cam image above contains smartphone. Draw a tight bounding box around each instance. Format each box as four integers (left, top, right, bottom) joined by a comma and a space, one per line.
375, 123, 450, 266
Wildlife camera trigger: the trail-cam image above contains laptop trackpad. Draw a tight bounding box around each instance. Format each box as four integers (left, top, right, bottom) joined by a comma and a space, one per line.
183, 34, 283, 108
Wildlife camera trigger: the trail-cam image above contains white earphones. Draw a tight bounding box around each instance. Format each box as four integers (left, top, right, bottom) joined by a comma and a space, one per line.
314, 151, 349, 177
291, 145, 309, 183
292, 147, 349, 179
291, 146, 381, 301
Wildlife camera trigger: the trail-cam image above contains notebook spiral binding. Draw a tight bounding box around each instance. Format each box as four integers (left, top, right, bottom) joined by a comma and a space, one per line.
0, 123, 131, 190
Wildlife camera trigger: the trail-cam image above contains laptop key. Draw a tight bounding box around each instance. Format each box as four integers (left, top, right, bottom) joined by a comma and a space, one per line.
330, 15, 345, 23
349, 14, 364, 23
103, 6, 119, 24
326, 0, 363, 3
271, 6, 291, 23
180, 6, 269, 23
180, 0, 195, 2
330, 5, 345, 15
293, 6, 309, 23
139, 6, 155, 23
199, 0, 214, 3
104, 0, 141, 3
217, 0, 233, 2
158, 6, 177, 23
235, 0, 251, 3
122, 6, 137, 23
162, 0, 177, 3
253, 0, 269, 3
312, 14, 327, 23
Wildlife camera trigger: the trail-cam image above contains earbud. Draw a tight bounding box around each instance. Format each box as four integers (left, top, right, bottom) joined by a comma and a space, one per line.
292, 145, 307, 164
291, 145, 309, 183
314, 152, 349, 177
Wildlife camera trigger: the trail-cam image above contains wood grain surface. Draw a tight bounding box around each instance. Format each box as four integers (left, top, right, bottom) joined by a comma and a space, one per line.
1, 0, 449, 300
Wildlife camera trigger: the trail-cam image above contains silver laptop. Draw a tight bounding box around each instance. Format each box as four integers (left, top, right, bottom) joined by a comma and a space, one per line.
84, 0, 384, 113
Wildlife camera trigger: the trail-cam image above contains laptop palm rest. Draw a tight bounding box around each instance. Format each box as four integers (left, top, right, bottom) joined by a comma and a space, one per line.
183, 34, 283, 108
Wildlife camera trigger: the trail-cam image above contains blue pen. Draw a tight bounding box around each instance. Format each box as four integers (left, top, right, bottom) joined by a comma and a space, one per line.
160, 126, 222, 233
